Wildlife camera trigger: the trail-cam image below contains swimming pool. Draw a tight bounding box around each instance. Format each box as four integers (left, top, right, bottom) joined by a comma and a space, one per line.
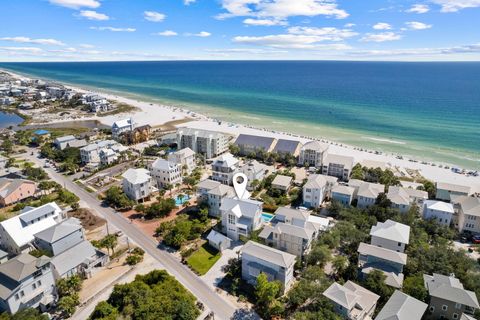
261, 212, 275, 223
175, 194, 191, 206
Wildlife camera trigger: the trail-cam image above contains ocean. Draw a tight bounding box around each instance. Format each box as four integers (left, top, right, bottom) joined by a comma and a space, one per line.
1, 61, 479, 169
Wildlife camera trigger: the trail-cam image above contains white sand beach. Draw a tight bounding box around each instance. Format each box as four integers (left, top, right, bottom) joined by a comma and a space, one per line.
4, 70, 480, 192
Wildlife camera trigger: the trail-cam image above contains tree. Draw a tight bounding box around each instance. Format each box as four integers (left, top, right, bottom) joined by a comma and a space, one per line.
100, 234, 118, 255
126, 253, 143, 265
89, 301, 119, 320
104, 186, 134, 209
419, 179, 436, 199
58, 188, 80, 206
332, 255, 348, 276
58, 294, 79, 317
0, 308, 49, 320
307, 244, 331, 267
362, 269, 394, 306
255, 273, 282, 318
1, 139, 13, 154
403, 274, 428, 302
57, 275, 82, 297
164, 183, 173, 196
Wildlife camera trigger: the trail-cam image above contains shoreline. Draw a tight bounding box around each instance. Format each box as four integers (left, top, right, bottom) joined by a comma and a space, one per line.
1, 68, 479, 191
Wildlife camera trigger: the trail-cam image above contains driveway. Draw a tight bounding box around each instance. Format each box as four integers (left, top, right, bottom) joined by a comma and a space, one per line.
202, 242, 243, 289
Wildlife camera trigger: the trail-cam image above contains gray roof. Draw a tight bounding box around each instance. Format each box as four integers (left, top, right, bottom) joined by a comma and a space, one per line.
272, 175, 292, 188
387, 186, 411, 206
424, 200, 454, 213
358, 182, 385, 198
221, 198, 262, 219
19, 202, 61, 225
54, 135, 76, 143
34, 217, 82, 244
272, 139, 302, 154
424, 273, 480, 308
234, 134, 275, 151
241, 160, 267, 175
457, 196, 480, 217
332, 185, 355, 196
274, 207, 310, 222
209, 184, 234, 197
177, 127, 228, 139
242, 240, 296, 268
436, 182, 471, 194
370, 219, 410, 245
51, 240, 100, 276
375, 290, 427, 320
304, 174, 327, 189
122, 168, 151, 185
358, 242, 407, 265
323, 281, 379, 311
362, 267, 404, 289
197, 179, 221, 191
273, 222, 314, 240
0, 178, 35, 199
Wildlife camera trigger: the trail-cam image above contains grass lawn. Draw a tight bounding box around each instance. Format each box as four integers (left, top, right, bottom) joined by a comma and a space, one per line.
186, 243, 221, 275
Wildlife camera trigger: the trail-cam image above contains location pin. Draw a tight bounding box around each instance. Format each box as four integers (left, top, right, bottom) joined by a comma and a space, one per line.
233, 173, 249, 200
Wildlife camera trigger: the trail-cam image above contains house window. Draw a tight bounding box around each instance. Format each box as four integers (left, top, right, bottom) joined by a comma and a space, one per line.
20, 291, 25, 297
442, 305, 448, 311
38, 280, 42, 286
32, 283, 36, 289
429, 306, 435, 313
398, 242, 401, 246
228, 214, 235, 225
14, 294, 19, 300
455, 303, 462, 309
453, 314, 459, 319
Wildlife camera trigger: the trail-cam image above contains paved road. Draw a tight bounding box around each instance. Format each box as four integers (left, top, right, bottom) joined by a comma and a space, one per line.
23, 151, 239, 320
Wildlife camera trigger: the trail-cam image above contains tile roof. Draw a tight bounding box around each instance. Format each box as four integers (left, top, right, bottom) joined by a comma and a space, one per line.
122, 168, 151, 185
51, 240, 101, 277
34, 217, 82, 244
242, 240, 296, 268
370, 219, 410, 244
424, 200, 454, 213
436, 182, 471, 194
358, 242, 407, 265
424, 273, 479, 308
323, 281, 379, 312
323, 154, 354, 170
358, 182, 385, 198
221, 198, 262, 219
272, 175, 292, 188
375, 290, 427, 320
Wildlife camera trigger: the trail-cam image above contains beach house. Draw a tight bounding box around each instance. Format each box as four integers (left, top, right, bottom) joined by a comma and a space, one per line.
0, 178, 36, 207
176, 128, 230, 159
259, 222, 315, 257
211, 153, 239, 185
34, 217, 84, 256
454, 196, 480, 234
370, 220, 410, 253
322, 154, 354, 181
302, 174, 338, 208
423, 273, 479, 320
167, 147, 196, 175
207, 230, 232, 252
0, 202, 64, 254
331, 185, 355, 206
271, 174, 293, 193
323, 281, 379, 320
53, 135, 87, 150
221, 198, 263, 241
298, 140, 329, 168
111, 118, 134, 140
272, 139, 303, 157
240, 160, 267, 191
375, 290, 427, 320
423, 200, 454, 226
357, 182, 385, 209
196, 179, 235, 217
436, 182, 471, 202
233, 134, 276, 156
122, 168, 154, 202
80, 140, 118, 164
149, 158, 182, 189
241, 241, 296, 294
0, 254, 56, 314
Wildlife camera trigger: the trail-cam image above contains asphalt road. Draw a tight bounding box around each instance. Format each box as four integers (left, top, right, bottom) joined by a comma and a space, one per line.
23, 151, 240, 320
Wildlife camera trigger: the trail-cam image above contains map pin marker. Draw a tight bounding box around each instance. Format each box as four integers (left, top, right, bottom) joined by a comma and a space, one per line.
233, 173, 248, 199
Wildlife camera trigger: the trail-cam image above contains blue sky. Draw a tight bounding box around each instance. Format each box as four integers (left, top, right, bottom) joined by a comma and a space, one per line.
0, 0, 479, 61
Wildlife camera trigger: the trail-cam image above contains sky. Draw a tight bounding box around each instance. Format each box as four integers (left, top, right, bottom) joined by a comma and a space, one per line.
0, 0, 480, 61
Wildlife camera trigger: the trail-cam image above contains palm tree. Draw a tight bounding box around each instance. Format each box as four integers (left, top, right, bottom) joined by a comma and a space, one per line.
164, 183, 173, 196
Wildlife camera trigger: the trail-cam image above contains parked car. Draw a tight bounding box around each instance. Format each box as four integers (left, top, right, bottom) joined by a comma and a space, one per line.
472, 235, 480, 244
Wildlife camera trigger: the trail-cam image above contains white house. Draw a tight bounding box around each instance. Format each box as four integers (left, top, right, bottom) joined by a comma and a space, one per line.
387, 186, 428, 213
197, 179, 235, 217
375, 290, 427, 320
240, 160, 267, 191
357, 182, 385, 209
322, 154, 354, 181
176, 128, 230, 159
80, 140, 117, 164
331, 185, 355, 206
53, 135, 87, 150
241, 241, 296, 294
454, 196, 480, 234
0, 254, 56, 314
122, 168, 153, 202
112, 118, 134, 140
436, 182, 471, 202
34, 217, 84, 256
211, 153, 239, 185
207, 230, 232, 252
370, 219, 410, 253
271, 175, 292, 192
303, 174, 327, 208
298, 140, 329, 168
149, 158, 182, 189
221, 198, 263, 241
0, 203, 63, 254
323, 281, 379, 320
167, 147, 196, 175
423, 200, 454, 226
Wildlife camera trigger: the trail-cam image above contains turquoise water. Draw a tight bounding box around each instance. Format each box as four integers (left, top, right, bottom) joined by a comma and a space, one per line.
175, 194, 190, 206
262, 212, 275, 223
0, 61, 479, 169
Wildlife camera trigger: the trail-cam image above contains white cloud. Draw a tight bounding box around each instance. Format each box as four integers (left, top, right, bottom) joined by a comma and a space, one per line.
79, 44, 95, 48
406, 4, 430, 13
193, 31, 212, 37
0, 47, 44, 53
344, 23, 356, 28
144, 11, 166, 22
431, 0, 480, 12
360, 32, 402, 42
79, 10, 109, 20
287, 26, 358, 41
217, 0, 348, 22
205, 48, 288, 54
153, 30, 178, 36
48, 0, 100, 9
405, 21, 432, 30
0, 36, 65, 46
243, 18, 287, 26
90, 27, 136, 32
373, 22, 392, 30
350, 43, 480, 57
184, 0, 196, 4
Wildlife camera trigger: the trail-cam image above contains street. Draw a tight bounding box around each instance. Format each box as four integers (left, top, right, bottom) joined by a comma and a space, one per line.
22, 150, 241, 320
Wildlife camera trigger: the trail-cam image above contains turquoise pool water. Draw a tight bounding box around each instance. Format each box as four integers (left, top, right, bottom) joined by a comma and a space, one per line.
262, 213, 275, 223
175, 195, 190, 206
